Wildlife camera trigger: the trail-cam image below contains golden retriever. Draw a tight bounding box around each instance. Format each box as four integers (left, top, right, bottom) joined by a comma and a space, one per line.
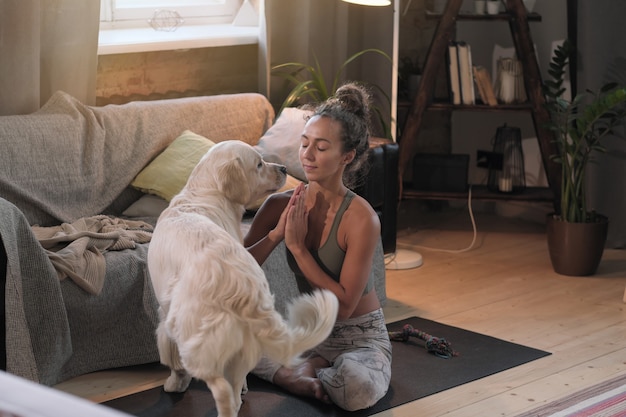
147, 140, 338, 417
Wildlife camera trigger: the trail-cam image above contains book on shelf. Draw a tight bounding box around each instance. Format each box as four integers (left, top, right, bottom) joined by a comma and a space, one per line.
456, 41, 475, 105
473, 65, 498, 106
473, 70, 488, 105
447, 42, 461, 105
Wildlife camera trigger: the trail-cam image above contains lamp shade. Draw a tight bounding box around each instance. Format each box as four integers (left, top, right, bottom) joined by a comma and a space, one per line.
342, 0, 391, 5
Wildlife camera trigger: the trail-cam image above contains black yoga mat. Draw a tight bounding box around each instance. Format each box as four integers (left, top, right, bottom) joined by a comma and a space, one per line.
104, 316, 551, 417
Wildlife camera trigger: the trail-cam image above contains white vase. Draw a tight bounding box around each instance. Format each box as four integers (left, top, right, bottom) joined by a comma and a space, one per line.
474, 0, 486, 14
486, 1, 500, 14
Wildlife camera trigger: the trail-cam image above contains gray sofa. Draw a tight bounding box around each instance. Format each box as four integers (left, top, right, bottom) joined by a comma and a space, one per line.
0, 91, 388, 387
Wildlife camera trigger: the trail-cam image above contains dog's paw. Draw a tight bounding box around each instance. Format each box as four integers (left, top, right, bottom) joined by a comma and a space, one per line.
241, 379, 248, 396
163, 370, 192, 393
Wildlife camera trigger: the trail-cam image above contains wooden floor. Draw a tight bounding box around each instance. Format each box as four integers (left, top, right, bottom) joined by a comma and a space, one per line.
55, 199, 626, 416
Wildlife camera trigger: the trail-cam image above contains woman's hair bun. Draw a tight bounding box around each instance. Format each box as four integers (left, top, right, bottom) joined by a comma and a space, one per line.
332, 82, 370, 119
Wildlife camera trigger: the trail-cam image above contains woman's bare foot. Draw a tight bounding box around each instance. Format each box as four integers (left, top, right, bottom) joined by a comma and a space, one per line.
273, 357, 331, 404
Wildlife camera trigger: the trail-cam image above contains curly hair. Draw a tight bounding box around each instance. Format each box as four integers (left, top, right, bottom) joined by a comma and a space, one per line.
311, 82, 372, 189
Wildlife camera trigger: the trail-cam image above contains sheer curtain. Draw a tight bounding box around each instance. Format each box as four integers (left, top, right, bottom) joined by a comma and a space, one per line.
0, 0, 100, 116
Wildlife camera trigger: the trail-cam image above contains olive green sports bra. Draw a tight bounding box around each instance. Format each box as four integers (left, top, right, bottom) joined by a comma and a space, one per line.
286, 189, 375, 295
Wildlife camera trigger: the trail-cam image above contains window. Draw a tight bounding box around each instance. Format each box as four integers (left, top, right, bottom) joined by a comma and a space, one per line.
100, 0, 244, 28
98, 0, 260, 55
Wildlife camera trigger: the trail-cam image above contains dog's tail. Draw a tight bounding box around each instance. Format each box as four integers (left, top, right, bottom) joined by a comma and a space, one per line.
262, 289, 338, 367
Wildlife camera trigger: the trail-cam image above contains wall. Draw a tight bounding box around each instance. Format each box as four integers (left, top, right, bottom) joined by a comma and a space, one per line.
579, 1, 626, 248
96, 44, 258, 106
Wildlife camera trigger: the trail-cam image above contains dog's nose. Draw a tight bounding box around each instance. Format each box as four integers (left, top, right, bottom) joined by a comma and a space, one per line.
279, 165, 287, 174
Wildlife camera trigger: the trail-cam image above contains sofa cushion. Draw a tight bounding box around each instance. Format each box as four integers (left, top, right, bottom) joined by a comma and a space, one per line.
122, 194, 170, 218
131, 130, 216, 201
254, 107, 311, 181
124, 174, 302, 217
127, 129, 302, 216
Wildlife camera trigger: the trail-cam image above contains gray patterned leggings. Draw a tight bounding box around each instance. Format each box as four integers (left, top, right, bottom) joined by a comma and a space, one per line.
253, 308, 392, 411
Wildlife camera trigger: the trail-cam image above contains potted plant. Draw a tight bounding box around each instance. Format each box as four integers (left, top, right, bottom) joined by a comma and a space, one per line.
271, 48, 393, 139
543, 39, 626, 276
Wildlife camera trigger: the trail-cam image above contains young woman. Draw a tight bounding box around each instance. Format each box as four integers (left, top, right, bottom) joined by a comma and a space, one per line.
244, 83, 391, 411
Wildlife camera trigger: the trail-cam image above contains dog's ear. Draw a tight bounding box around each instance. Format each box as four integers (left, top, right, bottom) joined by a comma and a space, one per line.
216, 157, 251, 205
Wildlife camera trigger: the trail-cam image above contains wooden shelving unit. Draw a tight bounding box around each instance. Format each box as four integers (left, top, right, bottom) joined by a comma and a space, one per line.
403, 185, 554, 202
397, 0, 561, 209
426, 10, 542, 22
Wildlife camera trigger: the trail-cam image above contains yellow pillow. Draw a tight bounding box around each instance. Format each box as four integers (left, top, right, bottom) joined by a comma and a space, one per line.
131, 130, 215, 201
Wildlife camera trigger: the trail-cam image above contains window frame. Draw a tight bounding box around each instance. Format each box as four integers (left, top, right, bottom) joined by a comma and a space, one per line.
98, 0, 259, 55
100, 0, 243, 28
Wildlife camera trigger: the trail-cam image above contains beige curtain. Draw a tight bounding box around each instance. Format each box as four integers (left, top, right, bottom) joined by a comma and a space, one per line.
0, 0, 100, 116
261, 0, 394, 126
261, 0, 347, 109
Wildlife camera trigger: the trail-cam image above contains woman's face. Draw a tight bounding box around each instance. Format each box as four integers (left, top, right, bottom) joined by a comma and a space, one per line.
299, 115, 353, 183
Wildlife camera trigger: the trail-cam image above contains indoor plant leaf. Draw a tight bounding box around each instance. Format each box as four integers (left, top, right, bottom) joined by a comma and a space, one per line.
272, 48, 393, 138
543, 39, 626, 223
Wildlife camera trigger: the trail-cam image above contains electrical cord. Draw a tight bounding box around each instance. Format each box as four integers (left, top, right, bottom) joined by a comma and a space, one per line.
386, 184, 478, 266
412, 184, 478, 253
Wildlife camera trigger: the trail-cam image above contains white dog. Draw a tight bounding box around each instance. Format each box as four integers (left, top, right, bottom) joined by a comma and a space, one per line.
147, 140, 338, 417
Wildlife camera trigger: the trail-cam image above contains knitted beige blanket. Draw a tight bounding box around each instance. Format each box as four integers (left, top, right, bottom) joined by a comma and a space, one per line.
32, 216, 153, 295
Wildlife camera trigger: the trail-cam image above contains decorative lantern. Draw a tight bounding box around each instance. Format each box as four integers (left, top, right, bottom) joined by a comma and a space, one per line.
487, 124, 526, 193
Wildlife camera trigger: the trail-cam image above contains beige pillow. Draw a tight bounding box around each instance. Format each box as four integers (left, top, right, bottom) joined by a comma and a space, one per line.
122, 194, 169, 218
254, 107, 312, 181
131, 130, 216, 201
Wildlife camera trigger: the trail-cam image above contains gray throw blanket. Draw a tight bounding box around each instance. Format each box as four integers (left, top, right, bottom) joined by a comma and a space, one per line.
1, 198, 161, 385
0, 197, 72, 384
32, 216, 153, 295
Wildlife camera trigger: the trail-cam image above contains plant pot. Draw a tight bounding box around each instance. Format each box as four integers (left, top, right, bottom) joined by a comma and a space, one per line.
546, 214, 609, 276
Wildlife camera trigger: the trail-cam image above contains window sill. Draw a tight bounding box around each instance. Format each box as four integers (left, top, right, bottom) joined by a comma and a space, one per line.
98, 24, 260, 55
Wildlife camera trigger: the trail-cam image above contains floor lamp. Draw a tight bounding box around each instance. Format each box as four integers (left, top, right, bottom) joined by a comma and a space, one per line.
342, 0, 423, 270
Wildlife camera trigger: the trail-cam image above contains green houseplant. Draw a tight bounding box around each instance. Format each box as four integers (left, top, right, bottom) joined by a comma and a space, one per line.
271, 48, 393, 139
543, 39, 626, 275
